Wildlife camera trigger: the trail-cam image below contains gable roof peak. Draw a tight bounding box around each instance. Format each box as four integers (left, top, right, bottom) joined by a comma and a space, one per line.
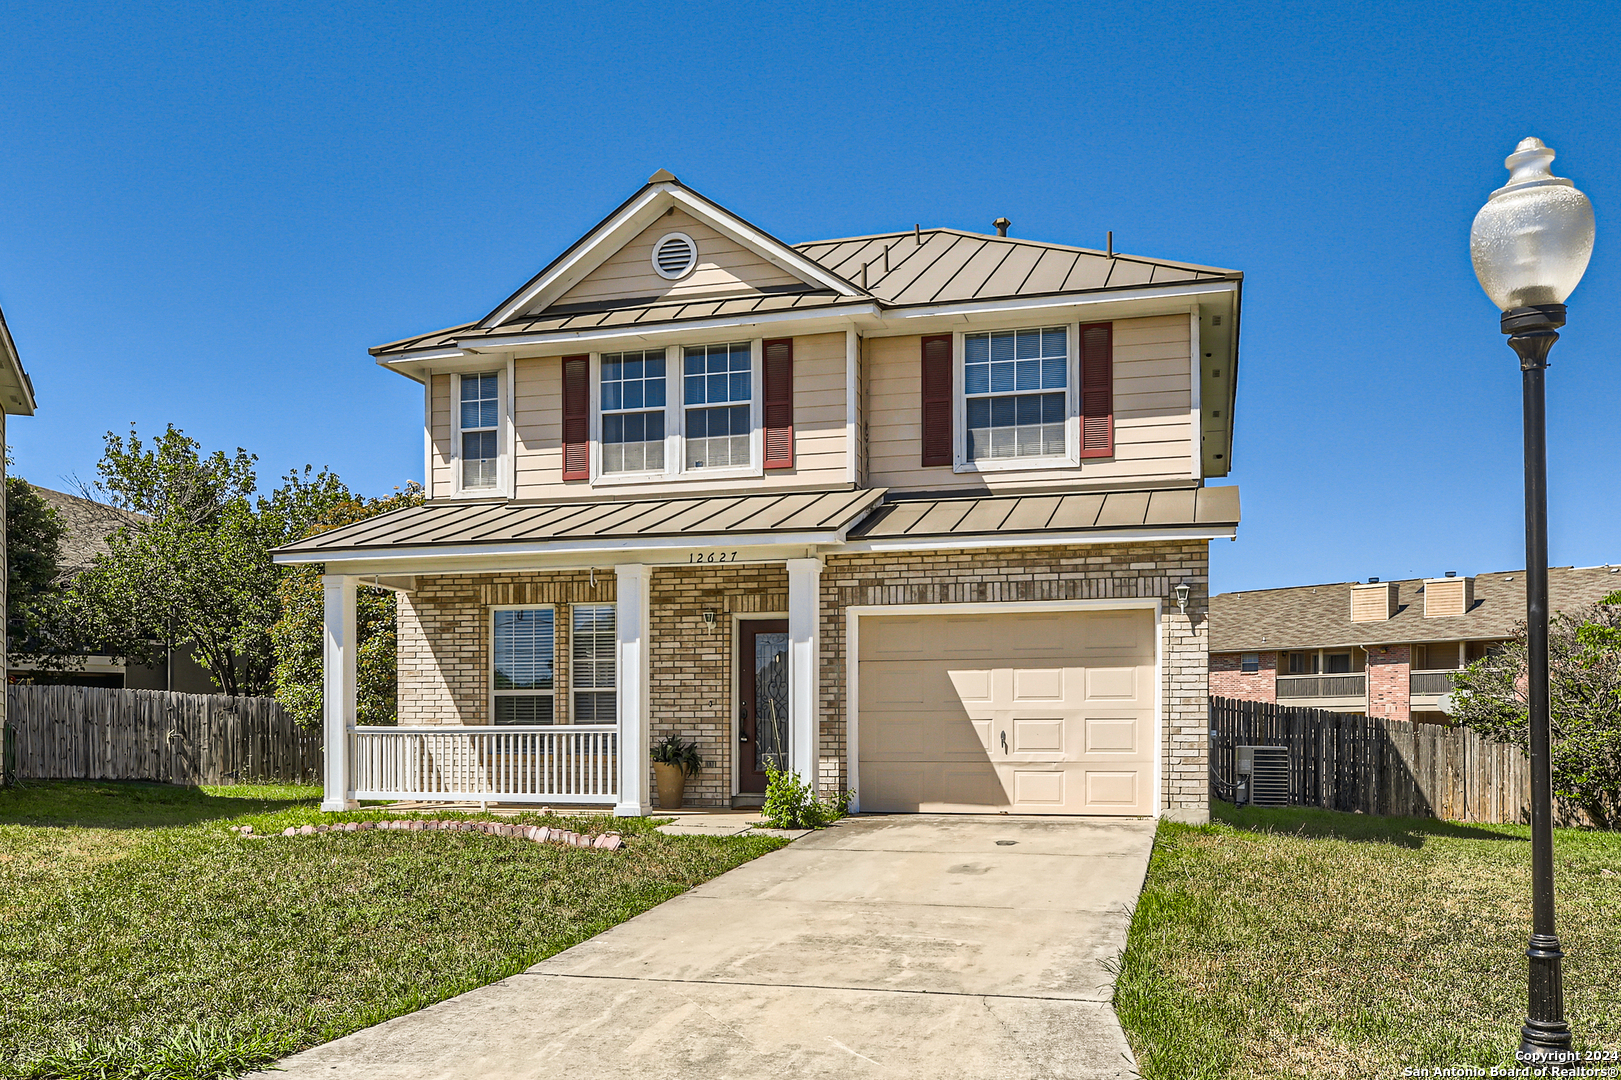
647, 168, 679, 184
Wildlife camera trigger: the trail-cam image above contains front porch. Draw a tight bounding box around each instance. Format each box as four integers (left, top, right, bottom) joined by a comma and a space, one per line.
319, 558, 825, 815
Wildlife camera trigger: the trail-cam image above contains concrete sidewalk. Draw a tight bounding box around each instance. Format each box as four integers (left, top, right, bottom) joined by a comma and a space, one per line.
259, 814, 1154, 1080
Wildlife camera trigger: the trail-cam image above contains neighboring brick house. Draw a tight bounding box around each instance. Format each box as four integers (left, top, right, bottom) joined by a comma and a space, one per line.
1211, 566, 1621, 723
275, 171, 1244, 821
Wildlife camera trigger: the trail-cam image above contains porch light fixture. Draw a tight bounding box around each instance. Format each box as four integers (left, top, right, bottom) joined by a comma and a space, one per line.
1174, 582, 1191, 615
702, 610, 717, 627
1470, 135, 1594, 1067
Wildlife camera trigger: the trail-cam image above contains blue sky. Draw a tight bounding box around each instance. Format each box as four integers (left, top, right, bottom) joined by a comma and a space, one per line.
2, 0, 1619, 594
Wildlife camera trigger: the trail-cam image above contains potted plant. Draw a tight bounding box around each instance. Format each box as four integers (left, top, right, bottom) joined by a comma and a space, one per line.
650, 734, 706, 810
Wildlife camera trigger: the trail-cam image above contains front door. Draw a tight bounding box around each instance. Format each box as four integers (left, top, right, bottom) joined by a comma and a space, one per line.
738, 619, 790, 795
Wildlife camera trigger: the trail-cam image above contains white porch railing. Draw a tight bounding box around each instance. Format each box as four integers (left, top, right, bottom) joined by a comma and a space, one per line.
349, 725, 619, 804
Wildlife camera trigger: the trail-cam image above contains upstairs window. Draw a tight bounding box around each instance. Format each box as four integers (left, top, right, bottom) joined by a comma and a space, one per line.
601, 350, 666, 474
684, 342, 751, 469
571, 605, 616, 723
964, 327, 1068, 461
1241, 653, 1260, 674
492, 608, 554, 724
460, 372, 500, 489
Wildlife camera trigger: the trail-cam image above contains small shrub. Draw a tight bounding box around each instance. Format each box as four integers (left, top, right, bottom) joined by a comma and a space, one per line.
760, 762, 852, 829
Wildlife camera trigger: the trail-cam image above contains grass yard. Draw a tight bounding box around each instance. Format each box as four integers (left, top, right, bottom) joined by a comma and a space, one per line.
0, 780, 787, 1080
1116, 803, 1621, 1079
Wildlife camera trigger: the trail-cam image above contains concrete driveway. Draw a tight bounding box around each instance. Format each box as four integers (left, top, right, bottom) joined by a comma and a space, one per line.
263, 814, 1155, 1080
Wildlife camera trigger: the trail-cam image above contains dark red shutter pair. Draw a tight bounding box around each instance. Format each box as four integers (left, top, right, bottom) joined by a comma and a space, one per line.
560, 341, 796, 479
918, 324, 1113, 466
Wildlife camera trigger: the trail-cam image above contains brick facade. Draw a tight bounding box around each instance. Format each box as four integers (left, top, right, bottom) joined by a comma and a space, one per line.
1366, 644, 1411, 722
819, 541, 1209, 822
395, 540, 1211, 820
1210, 650, 1277, 702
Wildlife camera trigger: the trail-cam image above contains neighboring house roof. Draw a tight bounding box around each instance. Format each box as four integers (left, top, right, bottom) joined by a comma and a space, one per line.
274, 487, 886, 562
1210, 566, 1621, 653
795, 229, 1238, 308
369, 172, 1241, 360
0, 301, 37, 415
29, 485, 146, 577
847, 486, 1239, 544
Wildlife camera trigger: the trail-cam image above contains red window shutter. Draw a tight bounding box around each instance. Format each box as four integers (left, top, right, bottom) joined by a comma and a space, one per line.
920, 334, 953, 467
1079, 322, 1114, 459
561, 354, 590, 480
763, 338, 794, 470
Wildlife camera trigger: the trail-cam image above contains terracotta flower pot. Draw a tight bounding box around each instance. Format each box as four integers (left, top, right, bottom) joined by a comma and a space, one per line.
653, 762, 687, 810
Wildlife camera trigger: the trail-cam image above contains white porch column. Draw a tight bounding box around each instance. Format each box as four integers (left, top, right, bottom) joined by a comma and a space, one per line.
321, 573, 359, 812
614, 563, 651, 816
786, 558, 822, 793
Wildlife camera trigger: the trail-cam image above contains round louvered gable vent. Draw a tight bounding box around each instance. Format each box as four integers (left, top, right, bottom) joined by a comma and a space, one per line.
651, 232, 697, 280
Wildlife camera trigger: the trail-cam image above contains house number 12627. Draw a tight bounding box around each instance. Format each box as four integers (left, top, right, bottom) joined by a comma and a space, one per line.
688, 551, 739, 563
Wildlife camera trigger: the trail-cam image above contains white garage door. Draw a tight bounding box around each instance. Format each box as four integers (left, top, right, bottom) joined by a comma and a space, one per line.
857, 609, 1156, 815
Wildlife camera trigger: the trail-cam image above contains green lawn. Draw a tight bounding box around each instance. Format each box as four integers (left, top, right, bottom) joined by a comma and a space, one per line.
1116, 803, 1621, 1079
0, 780, 787, 1080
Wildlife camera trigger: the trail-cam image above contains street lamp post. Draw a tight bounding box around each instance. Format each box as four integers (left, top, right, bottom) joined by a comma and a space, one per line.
1470, 137, 1595, 1066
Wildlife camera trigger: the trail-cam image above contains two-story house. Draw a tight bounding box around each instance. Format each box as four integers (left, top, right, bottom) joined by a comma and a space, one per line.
1210, 566, 1621, 722
274, 171, 1242, 822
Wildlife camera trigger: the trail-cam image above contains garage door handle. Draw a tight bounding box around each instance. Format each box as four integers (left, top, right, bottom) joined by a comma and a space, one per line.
999, 730, 1007, 752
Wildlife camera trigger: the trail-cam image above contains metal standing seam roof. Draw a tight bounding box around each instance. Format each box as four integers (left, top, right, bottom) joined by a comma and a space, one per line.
371, 228, 1241, 359
273, 488, 888, 557
1210, 566, 1621, 653
846, 486, 1240, 541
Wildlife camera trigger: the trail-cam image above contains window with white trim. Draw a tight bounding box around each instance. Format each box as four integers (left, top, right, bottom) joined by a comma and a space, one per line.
964, 326, 1068, 461
492, 608, 554, 724
601, 350, 667, 474
571, 605, 616, 723
683, 341, 751, 469
460, 372, 501, 489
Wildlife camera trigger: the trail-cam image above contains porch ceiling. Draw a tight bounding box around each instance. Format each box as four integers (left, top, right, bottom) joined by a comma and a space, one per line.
271, 487, 886, 563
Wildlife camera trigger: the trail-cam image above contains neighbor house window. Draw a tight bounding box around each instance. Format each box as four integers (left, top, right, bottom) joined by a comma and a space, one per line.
1324, 651, 1353, 674
684, 342, 751, 469
964, 326, 1068, 461
1241, 653, 1260, 674
571, 605, 616, 723
601, 350, 666, 474
1284, 651, 1318, 675
460, 372, 500, 489
492, 608, 554, 724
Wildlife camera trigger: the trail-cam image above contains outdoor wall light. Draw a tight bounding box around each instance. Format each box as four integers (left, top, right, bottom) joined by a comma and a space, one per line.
1471, 136, 1593, 1067
1174, 582, 1191, 615
701, 610, 717, 627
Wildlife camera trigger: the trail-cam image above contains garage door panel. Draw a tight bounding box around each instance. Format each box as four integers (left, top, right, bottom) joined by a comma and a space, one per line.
862, 760, 1008, 814
1084, 667, 1140, 701
858, 609, 1156, 816
1012, 718, 1064, 753
1083, 717, 1139, 754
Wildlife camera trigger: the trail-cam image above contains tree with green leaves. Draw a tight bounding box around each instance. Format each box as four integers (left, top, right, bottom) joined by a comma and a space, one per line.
1450, 591, 1621, 828
70, 425, 358, 696
270, 486, 423, 727
5, 475, 76, 669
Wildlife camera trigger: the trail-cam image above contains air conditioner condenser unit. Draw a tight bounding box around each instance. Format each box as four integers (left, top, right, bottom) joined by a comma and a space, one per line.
1234, 745, 1291, 808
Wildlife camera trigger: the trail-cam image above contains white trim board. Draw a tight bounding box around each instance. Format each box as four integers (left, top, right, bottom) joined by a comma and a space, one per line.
843, 597, 1164, 818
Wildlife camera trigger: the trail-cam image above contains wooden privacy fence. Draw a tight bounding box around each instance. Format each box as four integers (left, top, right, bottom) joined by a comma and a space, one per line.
1210, 695, 1537, 824
4, 685, 322, 786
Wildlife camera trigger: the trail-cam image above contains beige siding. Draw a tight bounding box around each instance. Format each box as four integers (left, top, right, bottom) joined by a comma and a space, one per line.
866, 314, 1194, 493
545, 209, 803, 311
785, 332, 847, 484
513, 355, 565, 497
505, 333, 847, 502
429, 373, 453, 494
